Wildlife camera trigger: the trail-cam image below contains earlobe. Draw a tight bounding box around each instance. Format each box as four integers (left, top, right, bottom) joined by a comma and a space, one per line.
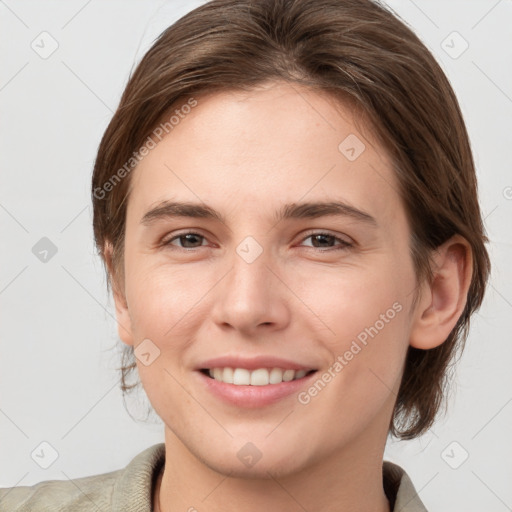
409, 235, 473, 350
104, 242, 135, 346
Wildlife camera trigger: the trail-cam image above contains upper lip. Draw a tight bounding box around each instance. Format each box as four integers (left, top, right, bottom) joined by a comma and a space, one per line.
197, 355, 317, 371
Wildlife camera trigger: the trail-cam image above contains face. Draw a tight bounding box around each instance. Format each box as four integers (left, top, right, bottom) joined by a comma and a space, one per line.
113, 81, 420, 477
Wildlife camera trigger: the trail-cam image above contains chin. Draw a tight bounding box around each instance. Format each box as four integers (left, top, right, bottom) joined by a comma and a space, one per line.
207, 455, 304, 480
196, 438, 312, 480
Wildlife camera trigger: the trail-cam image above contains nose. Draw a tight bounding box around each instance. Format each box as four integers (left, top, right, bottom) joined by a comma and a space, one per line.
209, 239, 291, 336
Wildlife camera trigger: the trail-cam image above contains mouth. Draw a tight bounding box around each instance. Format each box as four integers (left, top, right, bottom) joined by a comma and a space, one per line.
195, 356, 320, 407
200, 367, 317, 385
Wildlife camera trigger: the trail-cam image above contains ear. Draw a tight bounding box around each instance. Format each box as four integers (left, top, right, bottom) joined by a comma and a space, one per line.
409, 235, 473, 350
104, 242, 135, 347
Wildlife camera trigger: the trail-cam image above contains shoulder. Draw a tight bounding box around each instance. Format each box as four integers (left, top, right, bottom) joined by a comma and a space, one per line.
0, 469, 120, 512
383, 460, 429, 512
0, 443, 165, 512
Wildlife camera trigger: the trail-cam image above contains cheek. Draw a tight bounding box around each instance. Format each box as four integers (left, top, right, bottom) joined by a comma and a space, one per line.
297, 273, 409, 440
294, 257, 411, 403
123, 262, 208, 417
123, 257, 225, 382
294, 260, 408, 345
128, 268, 200, 333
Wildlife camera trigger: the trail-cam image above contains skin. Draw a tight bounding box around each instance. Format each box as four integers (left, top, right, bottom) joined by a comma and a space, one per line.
106, 81, 473, 512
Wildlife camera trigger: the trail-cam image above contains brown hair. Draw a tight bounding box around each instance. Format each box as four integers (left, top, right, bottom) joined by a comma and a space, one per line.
92, 0, 491, 439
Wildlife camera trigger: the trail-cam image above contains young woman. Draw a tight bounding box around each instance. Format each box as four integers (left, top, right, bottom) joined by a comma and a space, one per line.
0, 0, 490, 510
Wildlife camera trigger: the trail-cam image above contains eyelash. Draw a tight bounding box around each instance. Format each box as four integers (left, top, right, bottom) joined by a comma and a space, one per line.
161, 231, 353, 252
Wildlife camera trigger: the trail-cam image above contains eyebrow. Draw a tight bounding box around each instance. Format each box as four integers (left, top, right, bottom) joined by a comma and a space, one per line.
140, 200, 378, 227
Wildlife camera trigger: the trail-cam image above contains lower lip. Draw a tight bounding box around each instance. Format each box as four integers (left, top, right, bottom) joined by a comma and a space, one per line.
196, 370, 317, 408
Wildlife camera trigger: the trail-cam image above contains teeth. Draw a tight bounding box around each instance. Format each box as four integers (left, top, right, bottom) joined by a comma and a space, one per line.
282, 369, 295, 382
206, 367, 312, 385
269, 367, 284, 384
250, 368, 268, 386
233, 368, 251, 385
223, 367, 234, 384
295, 369, 307, 379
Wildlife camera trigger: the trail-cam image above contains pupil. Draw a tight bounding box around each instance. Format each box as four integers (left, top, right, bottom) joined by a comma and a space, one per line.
182, 234, 200, 247
313, 234, 333, 247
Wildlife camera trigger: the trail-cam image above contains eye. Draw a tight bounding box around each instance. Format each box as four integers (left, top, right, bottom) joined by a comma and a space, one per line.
299, 232, 353, 251
162, 231, 207, 249
161, 231, 353, 251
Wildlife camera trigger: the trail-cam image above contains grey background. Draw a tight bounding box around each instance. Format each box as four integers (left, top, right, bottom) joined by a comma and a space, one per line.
1, 1, 511, 510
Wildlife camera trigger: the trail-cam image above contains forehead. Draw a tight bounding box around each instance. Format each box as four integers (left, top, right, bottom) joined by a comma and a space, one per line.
127, 82, 401, 226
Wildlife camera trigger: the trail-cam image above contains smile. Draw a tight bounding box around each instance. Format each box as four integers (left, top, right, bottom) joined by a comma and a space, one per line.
202, 367, 317, 385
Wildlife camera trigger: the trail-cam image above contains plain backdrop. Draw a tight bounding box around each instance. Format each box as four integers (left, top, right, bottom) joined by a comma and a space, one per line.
1, 1, 511, 510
